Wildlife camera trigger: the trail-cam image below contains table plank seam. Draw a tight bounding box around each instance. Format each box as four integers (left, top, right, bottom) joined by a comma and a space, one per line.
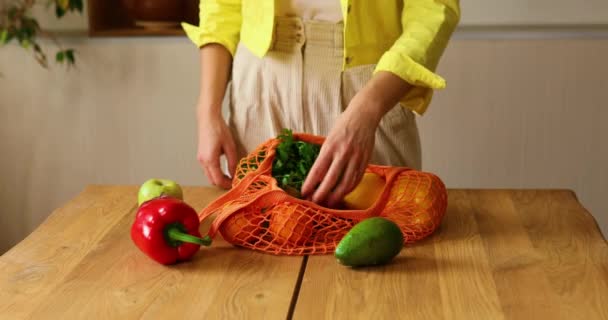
286, 255, 308, 320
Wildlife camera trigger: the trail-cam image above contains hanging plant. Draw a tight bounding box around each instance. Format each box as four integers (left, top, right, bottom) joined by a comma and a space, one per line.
0, 0, 83, 68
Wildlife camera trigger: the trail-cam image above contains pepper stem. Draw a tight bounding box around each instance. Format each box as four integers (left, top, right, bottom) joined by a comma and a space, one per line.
166, 224, 212, 247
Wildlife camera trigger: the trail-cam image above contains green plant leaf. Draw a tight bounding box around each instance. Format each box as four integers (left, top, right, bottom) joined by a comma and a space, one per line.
20, 39, 31, 49
56, 51, 65, 62
65, 49, 75, 64
5, 32, 14, 44
72, 0, 84, 12
55, 5, 66, 18
0, 29, 8, 45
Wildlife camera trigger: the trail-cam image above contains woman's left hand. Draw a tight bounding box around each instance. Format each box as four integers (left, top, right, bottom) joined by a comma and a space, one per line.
300, 93, 382, 208
300, 71, 412, 207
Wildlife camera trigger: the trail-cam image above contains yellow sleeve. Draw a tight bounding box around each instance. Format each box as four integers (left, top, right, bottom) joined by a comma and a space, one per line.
374, 0, 460, 115
181, 0, 242, 56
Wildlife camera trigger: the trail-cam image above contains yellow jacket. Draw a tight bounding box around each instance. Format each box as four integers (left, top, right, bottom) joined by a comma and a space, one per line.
182, 0, 460, 115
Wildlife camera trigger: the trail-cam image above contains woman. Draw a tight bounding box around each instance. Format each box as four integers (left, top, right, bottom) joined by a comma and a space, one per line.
182, 0, 460, 207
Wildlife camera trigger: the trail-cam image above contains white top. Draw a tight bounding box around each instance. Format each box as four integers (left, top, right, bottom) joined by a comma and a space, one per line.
275, 0, 343, 22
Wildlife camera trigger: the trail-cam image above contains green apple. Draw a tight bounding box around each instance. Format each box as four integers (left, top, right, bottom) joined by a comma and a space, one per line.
137, 178, 183, 206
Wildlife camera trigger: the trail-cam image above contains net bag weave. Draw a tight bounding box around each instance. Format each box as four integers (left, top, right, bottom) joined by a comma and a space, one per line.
199, 133, 448, 255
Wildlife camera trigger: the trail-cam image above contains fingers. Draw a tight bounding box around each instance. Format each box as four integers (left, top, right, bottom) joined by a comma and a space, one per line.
207, 158, 232, 189
197, 121, 241, 189
326, 156, 360, 207
301, 147, 332, 197
300, 142, 371, 208
198, 149, 233, 189
311, 153, 346, 205
355, 154, 369, 185
203, 166, 216, 186
224, 136, 239, 179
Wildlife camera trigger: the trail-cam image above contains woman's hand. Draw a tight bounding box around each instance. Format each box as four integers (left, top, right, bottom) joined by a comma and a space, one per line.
196, 44, 234, 189
300, 94, 382, 207
301, 71, 412, 207
197, 110, 238, 189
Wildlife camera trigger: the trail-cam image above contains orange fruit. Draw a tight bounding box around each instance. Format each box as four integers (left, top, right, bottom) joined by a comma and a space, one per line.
269, 208, 313, 245
221, 213, 263, 244
343, 173, 386, 210
411, 213, 435, 231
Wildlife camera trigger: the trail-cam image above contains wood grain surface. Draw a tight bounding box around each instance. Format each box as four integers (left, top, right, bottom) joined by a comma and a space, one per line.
0, 186, 304, 319
0, 188, 606, 319
293, 190, 608, 320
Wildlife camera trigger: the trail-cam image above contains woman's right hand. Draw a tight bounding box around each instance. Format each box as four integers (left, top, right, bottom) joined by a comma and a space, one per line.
196, 44, 235, 189
197, 110, 238, 189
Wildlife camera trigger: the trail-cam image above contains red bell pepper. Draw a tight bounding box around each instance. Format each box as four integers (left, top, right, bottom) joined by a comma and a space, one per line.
131, 197, 212, 265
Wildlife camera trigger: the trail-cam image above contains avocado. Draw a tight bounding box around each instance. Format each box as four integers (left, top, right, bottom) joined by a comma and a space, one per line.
335, 217, 404, 267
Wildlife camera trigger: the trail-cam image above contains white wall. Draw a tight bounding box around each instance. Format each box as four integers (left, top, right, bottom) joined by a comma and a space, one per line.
461, 0, 608, 26
419, 39, 608, 237
0, 37, 205, 253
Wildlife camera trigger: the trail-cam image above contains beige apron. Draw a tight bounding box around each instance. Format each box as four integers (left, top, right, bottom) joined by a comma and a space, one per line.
228, 16, 422, 169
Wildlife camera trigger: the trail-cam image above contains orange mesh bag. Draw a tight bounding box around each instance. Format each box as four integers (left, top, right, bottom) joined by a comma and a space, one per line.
199, 133, 448, 255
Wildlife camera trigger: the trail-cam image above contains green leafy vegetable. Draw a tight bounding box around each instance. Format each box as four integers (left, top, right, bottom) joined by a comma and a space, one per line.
272, 129, 321, 198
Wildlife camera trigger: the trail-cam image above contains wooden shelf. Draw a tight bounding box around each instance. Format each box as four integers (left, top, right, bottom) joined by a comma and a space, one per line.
88, 0, 198, 37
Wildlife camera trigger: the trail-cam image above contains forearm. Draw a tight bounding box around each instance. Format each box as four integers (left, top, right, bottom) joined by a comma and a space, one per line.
197, 43, 233, 119
349, 71, 412, 124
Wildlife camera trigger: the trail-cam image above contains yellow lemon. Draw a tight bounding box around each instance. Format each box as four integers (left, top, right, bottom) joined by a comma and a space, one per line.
343, 173, 386, 210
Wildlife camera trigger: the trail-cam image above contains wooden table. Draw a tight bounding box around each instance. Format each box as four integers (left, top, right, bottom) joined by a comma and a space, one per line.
1, 186, 607, 319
